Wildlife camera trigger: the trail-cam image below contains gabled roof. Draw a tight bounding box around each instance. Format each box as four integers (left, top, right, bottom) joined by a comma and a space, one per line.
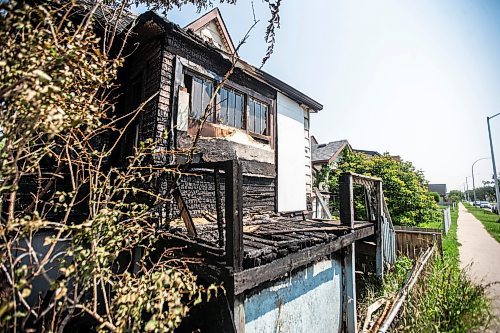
311, 140, 350, 164
132, 10, 323, 112
184, 8, 236, 54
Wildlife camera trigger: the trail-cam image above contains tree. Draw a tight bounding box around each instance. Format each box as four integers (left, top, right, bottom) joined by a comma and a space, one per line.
448, 190, 463, 203
324, 150, 441, 226
0, 1, 282, 331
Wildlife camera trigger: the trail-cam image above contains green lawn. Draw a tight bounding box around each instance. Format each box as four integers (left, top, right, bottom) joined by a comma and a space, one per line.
464, 203, 500, 243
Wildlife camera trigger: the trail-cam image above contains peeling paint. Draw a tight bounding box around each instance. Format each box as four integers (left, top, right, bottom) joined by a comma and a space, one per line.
244, 258, 343, 333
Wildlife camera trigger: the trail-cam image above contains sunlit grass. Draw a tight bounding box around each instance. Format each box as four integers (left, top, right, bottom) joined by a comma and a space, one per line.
464, 203, 500, 243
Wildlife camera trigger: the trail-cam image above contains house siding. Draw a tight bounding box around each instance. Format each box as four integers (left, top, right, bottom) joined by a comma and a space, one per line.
152, 36, 277, 214
304, 111, 312, 196
244, 257, 343, 333
277, 92, 307, 212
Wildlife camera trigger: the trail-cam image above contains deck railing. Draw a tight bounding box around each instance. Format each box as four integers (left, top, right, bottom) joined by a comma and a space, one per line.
339, 172, 396, 275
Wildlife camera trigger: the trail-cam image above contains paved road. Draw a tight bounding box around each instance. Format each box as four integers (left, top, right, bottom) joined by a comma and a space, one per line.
457, 203, 500, 331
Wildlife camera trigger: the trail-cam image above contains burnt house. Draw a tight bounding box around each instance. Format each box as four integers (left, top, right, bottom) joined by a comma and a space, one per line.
114, 8, 396, 333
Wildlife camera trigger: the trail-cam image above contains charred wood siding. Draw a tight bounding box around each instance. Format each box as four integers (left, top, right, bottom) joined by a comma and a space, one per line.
122, 39, 163, 144
155, 49, 175, 164
161, 173, 275, 219
242, 176, 275, 215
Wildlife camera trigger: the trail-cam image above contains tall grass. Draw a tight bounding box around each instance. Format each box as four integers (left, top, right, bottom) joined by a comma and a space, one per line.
394, 257, 491, 333
357, 205, 491, 332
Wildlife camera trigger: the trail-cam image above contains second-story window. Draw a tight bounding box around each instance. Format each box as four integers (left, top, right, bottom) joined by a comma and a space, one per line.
188, 75, 213, 119
248, 97, 269, 136
218, 87, 244, 129
183, 71, 271, 140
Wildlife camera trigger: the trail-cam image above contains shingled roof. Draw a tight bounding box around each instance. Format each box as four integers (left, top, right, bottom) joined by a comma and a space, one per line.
311, 140, 350, 164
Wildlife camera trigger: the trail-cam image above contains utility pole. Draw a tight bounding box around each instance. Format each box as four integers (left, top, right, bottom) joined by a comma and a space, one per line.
465, 177, 470, 201
472, 158, 489, 202
487, 112, 500, 214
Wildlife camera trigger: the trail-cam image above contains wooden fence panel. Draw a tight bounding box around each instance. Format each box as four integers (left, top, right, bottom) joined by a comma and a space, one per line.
394, 226, 442, 259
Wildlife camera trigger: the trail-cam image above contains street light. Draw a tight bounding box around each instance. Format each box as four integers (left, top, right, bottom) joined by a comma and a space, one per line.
487, 112, 500, 214
465, 176, 471, 201
472, 157, 489, 202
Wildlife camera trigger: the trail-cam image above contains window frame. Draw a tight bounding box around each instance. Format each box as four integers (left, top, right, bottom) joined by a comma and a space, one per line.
247, 96, 270, 138
183, 70, 274, 143
185, 71, 215, 121
216, 85, 246, 130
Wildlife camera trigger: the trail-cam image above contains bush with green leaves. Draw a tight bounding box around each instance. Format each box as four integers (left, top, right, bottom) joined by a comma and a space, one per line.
324, 150, 441, 226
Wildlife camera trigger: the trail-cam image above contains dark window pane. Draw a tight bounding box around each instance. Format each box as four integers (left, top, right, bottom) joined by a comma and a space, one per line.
219, 88, 228, 124
255, 102, 262, 134
261, 104, 269, 135
202, 80, 213, 119
192, 77, 203, 118
235, 94, 243, 129
228, 90, 236, 127
248, 99, 255, 132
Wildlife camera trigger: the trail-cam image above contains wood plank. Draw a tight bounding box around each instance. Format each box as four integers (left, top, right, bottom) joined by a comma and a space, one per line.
233, 225, 375, 295
344, 243, 357, 333
172, 188, 197, 237
339, 173, 354, 228
375, 180, 384, 277
314, 187, 332, 219
225, 160, 243, 271
253, 226, 351, 235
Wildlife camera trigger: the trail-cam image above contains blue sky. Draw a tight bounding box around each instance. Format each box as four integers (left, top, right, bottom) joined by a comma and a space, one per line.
134, 0, 500, 192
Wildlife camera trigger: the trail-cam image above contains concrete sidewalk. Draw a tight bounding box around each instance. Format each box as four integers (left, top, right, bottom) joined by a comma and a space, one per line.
457, 203, 500, 330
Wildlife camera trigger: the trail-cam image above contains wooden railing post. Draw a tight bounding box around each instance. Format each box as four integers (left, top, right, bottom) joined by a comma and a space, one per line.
339, 173, 354, 227
225, 160, 243, 271
375, 180, 384, 277
339, 173, 357, 333
224, 160, 245, 332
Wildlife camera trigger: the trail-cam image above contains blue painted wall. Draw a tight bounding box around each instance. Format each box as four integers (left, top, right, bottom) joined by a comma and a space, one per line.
244, 256, 343, 333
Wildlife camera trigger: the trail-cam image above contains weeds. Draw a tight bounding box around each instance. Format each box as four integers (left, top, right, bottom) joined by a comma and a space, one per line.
357, 205, 491, 332
395, 258, 491, 333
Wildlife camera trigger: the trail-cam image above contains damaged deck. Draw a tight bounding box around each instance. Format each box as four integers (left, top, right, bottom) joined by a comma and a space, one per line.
166, 216, 374, 294
240, 218, 372, 268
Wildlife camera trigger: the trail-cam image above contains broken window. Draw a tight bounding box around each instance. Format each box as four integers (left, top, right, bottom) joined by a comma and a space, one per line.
186, 74, 213, 120
248, 97, 269, 136
217, 86, 244, 129
183, 71, 271, 139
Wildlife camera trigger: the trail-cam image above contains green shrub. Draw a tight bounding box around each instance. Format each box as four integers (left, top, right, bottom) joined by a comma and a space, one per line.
429, 191, 441, 203
325, 150, 441, 226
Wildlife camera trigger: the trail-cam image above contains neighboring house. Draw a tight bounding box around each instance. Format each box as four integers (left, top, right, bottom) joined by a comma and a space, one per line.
353, 148, 382, 158
310, 140, 351, 218
428, 184, 447, 203
311, 139, 351, 178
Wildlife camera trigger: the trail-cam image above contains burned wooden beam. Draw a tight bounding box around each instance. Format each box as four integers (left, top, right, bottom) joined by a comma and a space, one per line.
224, 160, 243, 271
233, 225, 374, 295
172, 188, 197, 237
